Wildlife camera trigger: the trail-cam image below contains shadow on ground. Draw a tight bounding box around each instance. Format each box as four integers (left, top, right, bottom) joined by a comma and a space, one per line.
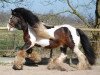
25, 57, 79, 66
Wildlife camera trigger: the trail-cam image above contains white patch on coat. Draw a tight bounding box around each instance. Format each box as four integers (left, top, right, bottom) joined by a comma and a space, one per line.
28, 24, 80, 48
57, 53, 67, 63
28, 25, 50, 47
46, 26, 60, 38
28, 26, 36, 47
28, 25, 60, 47
47, 24, 80, 46
35, 26, 62, 47
35, 39, 50, 47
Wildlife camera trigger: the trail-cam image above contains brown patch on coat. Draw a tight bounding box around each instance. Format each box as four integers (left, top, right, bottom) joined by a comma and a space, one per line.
45, 27, 75, 49
23, 29, 30, 42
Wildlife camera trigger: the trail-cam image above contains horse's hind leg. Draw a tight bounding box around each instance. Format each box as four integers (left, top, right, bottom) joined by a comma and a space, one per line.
56, 45, 68, 63
13, 50, 26, 70
47, 45, 67, 71
73, 46, 90, 70
47, 45, 75, 71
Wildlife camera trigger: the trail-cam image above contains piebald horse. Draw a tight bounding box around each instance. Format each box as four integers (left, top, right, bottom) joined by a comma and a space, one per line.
7, 8, 95, 70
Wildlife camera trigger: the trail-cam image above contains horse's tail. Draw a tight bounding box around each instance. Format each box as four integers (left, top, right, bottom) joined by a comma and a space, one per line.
76, 29, 96, 65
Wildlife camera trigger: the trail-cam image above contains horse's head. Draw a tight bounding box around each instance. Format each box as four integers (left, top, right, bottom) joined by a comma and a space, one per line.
7, 8, 40, 31
7, 9, 26, 31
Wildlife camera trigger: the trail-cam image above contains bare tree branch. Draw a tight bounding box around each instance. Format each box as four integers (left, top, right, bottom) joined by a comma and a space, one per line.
56, 10, 73, 15
41, 0, 57, 6
0, 0, 25, 3
66, 0, 91, 28
78, 0, 96, 7
42, 0, 92, 27
95, 0, 100, 28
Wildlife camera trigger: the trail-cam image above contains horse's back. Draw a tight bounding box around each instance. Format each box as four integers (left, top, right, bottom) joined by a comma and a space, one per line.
47, 24, 77, 39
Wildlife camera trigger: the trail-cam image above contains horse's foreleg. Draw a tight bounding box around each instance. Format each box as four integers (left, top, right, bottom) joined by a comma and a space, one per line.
13, 50, 26, 70
13, 42, 32, 70
74, 46, 90, 70
27, 50, 41, 63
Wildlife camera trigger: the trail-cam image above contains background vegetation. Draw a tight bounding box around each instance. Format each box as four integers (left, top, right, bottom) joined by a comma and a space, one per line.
0, 0, 100, 57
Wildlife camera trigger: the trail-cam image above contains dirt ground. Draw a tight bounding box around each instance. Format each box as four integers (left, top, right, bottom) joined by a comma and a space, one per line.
0, 64, 100, 75
0, 57, 100, 75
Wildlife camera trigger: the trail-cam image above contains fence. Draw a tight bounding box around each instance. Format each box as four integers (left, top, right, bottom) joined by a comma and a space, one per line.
0, 27, 24, 50
0, 27, 100, 57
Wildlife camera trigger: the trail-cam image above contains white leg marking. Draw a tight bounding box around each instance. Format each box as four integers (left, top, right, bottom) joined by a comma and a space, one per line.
57, 53, 67, 63
74, 46, 90, 70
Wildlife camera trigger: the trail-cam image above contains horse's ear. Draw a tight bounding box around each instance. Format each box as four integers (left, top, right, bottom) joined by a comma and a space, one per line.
11, 9, 14, 15
11, 9, 16, 15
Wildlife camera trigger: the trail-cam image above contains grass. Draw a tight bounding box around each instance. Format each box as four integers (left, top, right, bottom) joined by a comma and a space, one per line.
0, 29, 24, 50
0, 28, 100, 58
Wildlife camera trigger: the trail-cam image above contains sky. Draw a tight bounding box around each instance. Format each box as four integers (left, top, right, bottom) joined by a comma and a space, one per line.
0, 0, 96, 18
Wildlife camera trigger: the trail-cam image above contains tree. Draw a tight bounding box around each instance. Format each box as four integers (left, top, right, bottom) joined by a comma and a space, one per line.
0, 0, 24, 3
64, 0, 100, 57
0, 0, 25, 7
43, 0, 100, 57
95, 0, 100, 28
0, 0, 99, 56
65, 0, 100, 57
93, 0, 100, 57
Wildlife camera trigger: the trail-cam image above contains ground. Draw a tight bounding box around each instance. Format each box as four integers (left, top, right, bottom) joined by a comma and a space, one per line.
0, 65, 100, 75
0, 57, 100, 75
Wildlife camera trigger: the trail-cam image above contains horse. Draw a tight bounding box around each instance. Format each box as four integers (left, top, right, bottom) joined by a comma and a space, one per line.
7, 8, 96, 70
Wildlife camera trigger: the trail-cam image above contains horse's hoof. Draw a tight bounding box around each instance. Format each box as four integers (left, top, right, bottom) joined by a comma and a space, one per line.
12, 65, 23, 70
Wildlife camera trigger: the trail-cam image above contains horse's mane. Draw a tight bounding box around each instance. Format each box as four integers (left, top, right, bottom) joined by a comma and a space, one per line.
12, 8, 40, 27
12, 8, 55, 39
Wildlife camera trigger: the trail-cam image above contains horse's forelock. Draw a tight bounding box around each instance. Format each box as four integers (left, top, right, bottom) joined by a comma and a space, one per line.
11, 8, 23, 17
